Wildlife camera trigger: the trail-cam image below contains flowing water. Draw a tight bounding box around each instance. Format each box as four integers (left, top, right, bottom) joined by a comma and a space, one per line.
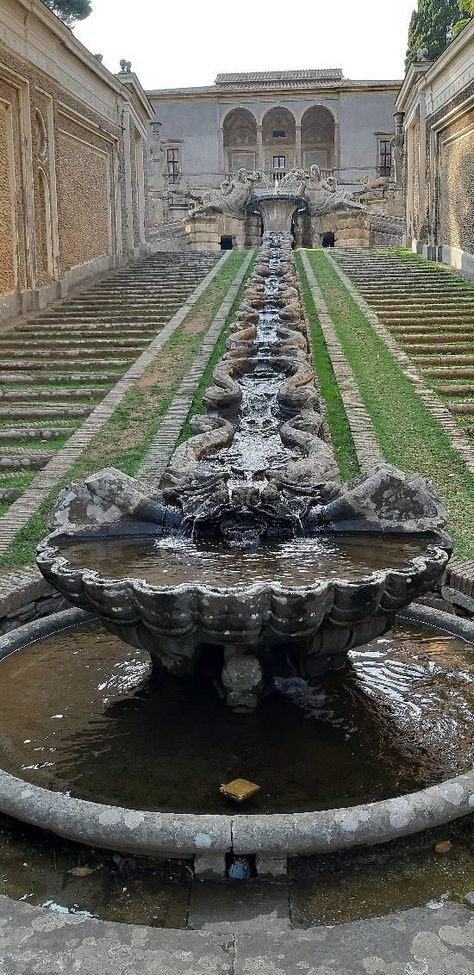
202, 247, 297, 478
0, 619, 471, 813
61, 534, 431, 589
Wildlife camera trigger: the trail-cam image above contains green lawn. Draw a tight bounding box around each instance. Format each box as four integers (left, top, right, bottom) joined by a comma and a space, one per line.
0, 250, 254, 568
295, 252, 359, 481
304, 250, 474, 558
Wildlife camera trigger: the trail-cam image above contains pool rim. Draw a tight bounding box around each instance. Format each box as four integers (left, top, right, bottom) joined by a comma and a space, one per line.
0, 605, 471, 860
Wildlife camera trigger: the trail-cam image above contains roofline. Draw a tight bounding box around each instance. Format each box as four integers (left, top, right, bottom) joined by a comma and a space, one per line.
147, 79, 402, 100
395, 18, 474, 114
9, 0, 150, 110
115, 72, 154, 119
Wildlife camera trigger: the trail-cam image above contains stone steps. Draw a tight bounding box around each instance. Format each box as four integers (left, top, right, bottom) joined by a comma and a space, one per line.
0, 406, 92, 420
0, 427, 72, 442
0, 358, 130, 370
426, 368, 474, 379
401, 343, 473, 354
436, 385, 474, 397
0, 340, 147, 353
397, 333, 474, 345
0, 248, 220, 517
0, 372, 118, 383
0, 387, 104, 402
0, 453, 54, 470
332, 249, 474, 428
391, 324, 474, 334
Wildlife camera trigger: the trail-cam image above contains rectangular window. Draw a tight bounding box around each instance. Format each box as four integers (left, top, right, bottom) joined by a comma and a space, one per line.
272, 154, 286, 170
378, 139, 392, 177
272, 130, 285, 138
167, 147, 180, 183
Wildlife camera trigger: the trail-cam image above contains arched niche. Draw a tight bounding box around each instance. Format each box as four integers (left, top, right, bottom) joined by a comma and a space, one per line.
262, 107, 296, 174
36, 166, 54, 281
223, 108, 258, 173
301, 106, 335, 171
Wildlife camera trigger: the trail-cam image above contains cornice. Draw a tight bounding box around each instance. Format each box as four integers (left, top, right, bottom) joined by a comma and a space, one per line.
147, 80, 402, 102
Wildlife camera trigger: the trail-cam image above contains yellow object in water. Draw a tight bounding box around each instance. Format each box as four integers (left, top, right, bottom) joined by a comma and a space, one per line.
220, 778, 261, 802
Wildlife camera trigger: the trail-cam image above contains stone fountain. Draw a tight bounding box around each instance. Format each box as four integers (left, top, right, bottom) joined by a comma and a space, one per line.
37, 226, 452, 710
189, 165, 367, 242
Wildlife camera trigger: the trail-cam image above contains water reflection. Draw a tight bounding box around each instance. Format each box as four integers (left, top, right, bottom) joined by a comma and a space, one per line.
0, 621, 471, 813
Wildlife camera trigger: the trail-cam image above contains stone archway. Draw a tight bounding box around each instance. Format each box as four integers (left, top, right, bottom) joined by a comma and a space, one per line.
261, 107, 296, 176
223, 108, 258, 174
301, 106, 335, 172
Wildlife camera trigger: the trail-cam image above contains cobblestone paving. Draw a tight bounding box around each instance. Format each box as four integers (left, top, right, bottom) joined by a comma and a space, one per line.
0, 895, 471, 975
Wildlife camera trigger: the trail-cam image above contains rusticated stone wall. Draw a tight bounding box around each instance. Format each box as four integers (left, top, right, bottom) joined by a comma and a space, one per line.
0, 0, 152, 321
438, 112, 474, 256
57, 127, 110, 272
0, 100, 16, 296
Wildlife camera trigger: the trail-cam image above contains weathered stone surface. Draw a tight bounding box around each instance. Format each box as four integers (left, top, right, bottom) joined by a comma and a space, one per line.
50, 467, 179, 535
322, 463, 448, 533
221, 654, 263, 708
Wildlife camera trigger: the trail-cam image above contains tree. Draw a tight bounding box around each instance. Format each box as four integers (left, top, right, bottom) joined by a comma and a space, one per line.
41, 0, 92, 27
452, 0, 474, 37
405, 1, 464, 67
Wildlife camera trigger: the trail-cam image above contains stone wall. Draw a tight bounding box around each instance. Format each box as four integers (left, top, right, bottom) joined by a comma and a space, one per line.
0, 0, 153, 323
438, 109, 474, 257
396, 22, 474, 273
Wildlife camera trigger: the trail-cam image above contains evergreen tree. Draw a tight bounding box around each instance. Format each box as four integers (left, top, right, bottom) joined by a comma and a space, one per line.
452, 0, 474, 37
41, 0, 92, 28
405, 1, 463, 67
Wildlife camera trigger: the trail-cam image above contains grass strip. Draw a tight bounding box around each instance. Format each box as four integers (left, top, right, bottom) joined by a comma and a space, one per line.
295, 251, 359, 480
0, 251, 253, 568
307, 251, 474, 558
178, 252, 257, 444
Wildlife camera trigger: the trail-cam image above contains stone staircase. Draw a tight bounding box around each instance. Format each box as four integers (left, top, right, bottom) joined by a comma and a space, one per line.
0, 251, 219, 509
330, 250, 474, 440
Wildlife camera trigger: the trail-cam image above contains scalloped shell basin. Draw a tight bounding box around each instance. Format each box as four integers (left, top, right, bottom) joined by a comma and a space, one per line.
38, 533, 449, 664
58, 534, 438, 588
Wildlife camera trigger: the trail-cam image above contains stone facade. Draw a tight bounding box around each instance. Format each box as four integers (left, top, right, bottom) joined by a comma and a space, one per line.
146, 69, 402, 250
0, 0, 153, 322
396, 20, 474, 273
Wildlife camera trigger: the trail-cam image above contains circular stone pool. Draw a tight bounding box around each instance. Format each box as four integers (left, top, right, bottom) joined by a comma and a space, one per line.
0, 615, 472, 815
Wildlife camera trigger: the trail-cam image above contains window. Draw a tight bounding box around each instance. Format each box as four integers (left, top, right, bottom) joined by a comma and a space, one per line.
166, 147, 180, 183
272, 130, 285, 138
378, 139, 392, 177
272, 155, 286, 170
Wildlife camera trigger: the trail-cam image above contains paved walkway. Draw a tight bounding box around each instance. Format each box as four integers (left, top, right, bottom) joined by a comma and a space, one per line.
138, 251, 254, 483
0, 894, 471, 974
299, 251, 383, 473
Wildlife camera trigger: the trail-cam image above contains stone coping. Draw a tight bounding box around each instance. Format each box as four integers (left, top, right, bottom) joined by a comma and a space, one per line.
0, 606, 472, 861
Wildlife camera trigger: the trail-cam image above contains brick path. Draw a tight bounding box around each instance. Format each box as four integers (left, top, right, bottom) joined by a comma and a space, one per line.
329, 250, 474, 475
299, 251, 383, 473
138, 251, 255, 483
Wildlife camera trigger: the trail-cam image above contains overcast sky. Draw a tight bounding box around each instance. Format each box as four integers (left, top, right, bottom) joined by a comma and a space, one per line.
74, 0, 417, 90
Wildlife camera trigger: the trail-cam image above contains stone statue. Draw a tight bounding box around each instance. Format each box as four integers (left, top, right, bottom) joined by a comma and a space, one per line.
391, 113, 405, 186
190, 168, 259, 220
119, 60, 132, 73
304, 167, 363, 217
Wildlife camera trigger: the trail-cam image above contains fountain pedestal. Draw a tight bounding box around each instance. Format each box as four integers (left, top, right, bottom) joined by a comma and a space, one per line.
255, 195, 306, 236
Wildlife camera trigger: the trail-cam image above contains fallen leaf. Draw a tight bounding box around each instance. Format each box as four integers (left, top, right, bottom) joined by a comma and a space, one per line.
435, 841, 452, 855
68, 866, 95, 877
